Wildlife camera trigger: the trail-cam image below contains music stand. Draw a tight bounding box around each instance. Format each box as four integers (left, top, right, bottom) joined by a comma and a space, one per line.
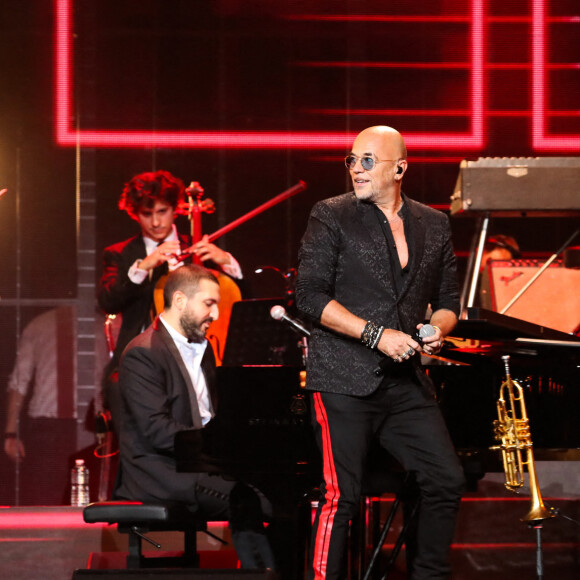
222, 298, 305, 367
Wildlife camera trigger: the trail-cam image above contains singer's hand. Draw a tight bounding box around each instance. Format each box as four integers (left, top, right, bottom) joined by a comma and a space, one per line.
377, 329, 422, 363
188, 235, 232, 266
419, 323, 443, 355
139, 240, 182, 271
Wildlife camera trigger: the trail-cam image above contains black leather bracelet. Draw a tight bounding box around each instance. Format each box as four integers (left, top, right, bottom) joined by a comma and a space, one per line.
4, 432, 17, 439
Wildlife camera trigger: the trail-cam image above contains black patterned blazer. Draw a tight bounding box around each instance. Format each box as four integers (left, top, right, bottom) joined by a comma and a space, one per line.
296, 192, 460, 397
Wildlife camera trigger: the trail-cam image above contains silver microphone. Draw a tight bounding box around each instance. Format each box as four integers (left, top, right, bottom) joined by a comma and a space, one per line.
270, 305, 311, 337
374, 324, 437, 376
415, 324, 436, 344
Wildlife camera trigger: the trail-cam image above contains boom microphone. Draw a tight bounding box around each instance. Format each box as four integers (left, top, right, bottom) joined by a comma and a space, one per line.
270, 305, 311, 337
373, 324, 436, 376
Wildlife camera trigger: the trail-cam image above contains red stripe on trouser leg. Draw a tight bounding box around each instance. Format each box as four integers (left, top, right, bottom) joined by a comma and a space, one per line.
312, 392, 340, 579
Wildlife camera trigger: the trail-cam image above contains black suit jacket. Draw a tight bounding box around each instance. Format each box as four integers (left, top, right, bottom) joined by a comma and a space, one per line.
98, 233, 190, 365
114, 317, 217, 503
296, 192, 460, 397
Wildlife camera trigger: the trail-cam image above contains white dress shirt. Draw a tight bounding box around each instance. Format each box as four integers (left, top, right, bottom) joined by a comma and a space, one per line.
159, 314, 213, 426
128, 224, 243, 284
128, 225, 181, 284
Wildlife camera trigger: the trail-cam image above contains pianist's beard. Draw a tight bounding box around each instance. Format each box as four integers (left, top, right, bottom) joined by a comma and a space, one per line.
180, 311, 213, 344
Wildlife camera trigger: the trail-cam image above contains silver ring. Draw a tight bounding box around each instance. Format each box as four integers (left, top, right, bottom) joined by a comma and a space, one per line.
406, 347, 414, 356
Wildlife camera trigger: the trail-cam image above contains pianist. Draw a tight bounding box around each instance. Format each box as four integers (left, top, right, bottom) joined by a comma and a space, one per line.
115, 264, 275, 570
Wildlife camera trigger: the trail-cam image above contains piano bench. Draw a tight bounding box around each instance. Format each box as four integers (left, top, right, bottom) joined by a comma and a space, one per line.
83, 501, 208, 569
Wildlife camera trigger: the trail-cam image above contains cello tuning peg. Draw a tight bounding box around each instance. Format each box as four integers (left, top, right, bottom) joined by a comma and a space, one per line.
186, 181, 204, 195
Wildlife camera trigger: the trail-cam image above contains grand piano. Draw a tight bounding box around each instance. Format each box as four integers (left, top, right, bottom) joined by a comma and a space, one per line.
441, 156, 580, 477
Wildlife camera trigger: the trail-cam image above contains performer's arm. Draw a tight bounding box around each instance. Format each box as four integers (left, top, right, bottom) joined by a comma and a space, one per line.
4, 390, 26, 462
188, 235, 243, 279
119, 347, 195, 453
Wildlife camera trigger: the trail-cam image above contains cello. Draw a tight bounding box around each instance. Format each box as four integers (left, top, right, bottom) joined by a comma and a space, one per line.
153, 181, 241, 365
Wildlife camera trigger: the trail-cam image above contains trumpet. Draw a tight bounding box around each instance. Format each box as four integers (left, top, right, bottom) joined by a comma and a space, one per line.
491, 355, 554, 523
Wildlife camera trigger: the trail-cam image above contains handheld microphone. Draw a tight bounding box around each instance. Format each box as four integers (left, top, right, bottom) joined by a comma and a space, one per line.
373, 324, 436, 377
270, 305, 311, 337
414, 324, 436, 345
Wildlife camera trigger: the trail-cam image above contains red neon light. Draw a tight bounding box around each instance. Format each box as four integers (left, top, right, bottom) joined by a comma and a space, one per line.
285, 15, 472, 23
532, 0, 580, 151
295, 62, 471, 70
54, 0, 485, 150
0, 509, 86, 529
306, 109, 472, 117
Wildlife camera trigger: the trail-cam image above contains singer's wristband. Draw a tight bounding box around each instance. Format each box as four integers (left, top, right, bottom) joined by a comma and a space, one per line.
361, 321, 384, 349
4, 432, 17, 440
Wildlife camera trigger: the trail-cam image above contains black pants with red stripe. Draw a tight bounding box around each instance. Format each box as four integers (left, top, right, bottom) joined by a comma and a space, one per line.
308, 377, 465, 580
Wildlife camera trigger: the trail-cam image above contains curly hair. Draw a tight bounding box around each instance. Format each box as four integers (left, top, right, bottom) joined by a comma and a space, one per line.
118, 170, 185, 220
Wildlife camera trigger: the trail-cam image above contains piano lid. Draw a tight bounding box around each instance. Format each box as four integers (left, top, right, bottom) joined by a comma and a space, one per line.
452, 307, 580, 342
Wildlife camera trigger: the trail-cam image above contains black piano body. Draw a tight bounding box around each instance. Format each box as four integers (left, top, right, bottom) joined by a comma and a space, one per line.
176, 366, 320, 486
175, 365, 320, 580
429, 308, 580, 484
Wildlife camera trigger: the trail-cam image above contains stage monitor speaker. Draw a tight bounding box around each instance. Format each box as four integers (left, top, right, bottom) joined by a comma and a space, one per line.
73, 569, 277, 579
481, 259, 580, 334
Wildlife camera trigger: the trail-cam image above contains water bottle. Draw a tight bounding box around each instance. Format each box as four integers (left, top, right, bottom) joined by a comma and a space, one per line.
70, 458, 90, 506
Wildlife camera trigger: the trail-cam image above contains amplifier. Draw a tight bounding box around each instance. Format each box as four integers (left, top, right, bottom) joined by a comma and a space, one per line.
480, 259, 580, 334
450, 157, 580, 216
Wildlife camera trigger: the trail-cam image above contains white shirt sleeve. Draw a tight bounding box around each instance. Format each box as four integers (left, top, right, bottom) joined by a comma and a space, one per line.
128, 259, 149, 284
220, 252, 243, 280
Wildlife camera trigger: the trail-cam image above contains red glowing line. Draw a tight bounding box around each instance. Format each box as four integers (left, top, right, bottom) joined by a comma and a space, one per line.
285, 15, 472, 23
548, 63, 580, 69
286, 14, 580, 24
490, 63, 530, 70
54, 0, 72, 144
54, 0, 486, 150
55, 129, 484, 150
549, 110, 580, 116
550, 16, 580, 22
305, 109, 551, 118
0, 509, 86, 529
299, 62, 575, 71
305, 109, 472, 117
294, 61, 470, 69
288, 13, 580, 25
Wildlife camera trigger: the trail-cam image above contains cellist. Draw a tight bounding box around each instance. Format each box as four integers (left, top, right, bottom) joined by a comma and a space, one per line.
98, 170, 243, 372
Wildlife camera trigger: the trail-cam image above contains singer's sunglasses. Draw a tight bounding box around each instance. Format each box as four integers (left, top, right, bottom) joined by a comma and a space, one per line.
344, 154, 399, 171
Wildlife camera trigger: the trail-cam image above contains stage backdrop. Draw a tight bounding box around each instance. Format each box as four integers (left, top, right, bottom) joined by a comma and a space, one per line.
0, 0, 578, 504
